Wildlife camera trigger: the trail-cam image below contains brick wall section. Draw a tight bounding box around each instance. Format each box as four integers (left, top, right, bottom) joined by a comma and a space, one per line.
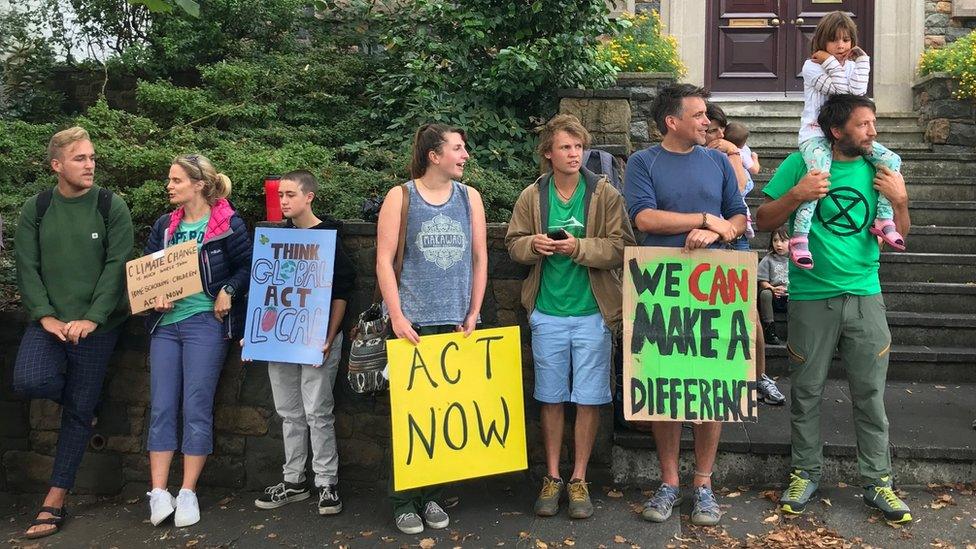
925, 0, 976, 48
0, 222, 616, 494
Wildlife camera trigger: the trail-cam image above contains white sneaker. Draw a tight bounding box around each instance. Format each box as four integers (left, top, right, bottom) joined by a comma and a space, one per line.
148, 488, 176, 526
174, 488, 200, 527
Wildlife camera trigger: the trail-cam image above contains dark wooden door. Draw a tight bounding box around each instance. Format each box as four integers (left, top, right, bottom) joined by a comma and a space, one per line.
706, 0, 874, 94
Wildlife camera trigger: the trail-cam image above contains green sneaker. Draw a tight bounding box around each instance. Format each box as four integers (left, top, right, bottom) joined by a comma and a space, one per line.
566, 479, 593, 519
780, 469, 818, 515
534, 475, 563, 517
863, 476, 912, 524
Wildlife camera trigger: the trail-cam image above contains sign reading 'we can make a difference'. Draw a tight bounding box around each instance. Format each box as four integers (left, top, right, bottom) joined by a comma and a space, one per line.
241, 227, 336, 365
388, 327, 527, 491
623, 247, 758, 423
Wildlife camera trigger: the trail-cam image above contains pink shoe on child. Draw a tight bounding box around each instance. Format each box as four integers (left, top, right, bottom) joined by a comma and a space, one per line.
868, 219, 906, 251
789, 235, 814, 270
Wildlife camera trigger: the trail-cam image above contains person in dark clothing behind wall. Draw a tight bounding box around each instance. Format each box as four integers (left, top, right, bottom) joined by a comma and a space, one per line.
14, 126, 134, 539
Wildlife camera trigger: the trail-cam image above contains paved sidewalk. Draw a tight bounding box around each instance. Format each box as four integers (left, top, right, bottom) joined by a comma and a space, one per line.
3, 476, 974, 548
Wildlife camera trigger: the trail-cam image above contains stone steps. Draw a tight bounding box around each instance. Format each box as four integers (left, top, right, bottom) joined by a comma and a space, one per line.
745, 196, 976, 227
879, 281, 976, 313
762, 344, 976, 383
747, 225, 976, 254
752, 149, 976, 178
748, 174, 976, 202
748, 251, 976, 283
611, 380, 976, 485
768, 310, 976, 348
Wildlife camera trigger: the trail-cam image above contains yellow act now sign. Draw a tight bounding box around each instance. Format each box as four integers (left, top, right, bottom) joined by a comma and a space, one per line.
388, 326, 527, 491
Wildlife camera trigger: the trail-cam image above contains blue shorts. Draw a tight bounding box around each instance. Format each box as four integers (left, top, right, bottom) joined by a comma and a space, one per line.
529, 309, 612, 405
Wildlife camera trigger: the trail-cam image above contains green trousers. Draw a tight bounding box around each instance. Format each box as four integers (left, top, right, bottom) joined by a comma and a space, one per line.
388, 324, 455, 517
786, 293, 893, 485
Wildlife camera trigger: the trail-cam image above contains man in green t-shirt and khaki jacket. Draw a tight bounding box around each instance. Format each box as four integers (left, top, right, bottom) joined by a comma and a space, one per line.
506, 114, 636, 520
757, 95, 912, 524
14, 127, 133, 539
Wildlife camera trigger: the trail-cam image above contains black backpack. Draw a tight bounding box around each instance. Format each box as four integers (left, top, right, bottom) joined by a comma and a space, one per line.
34, 187, 113, 249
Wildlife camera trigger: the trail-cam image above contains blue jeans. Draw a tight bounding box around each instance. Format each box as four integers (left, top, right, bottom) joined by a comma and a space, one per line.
14, 323, 120, 489
148, 312, 228, 455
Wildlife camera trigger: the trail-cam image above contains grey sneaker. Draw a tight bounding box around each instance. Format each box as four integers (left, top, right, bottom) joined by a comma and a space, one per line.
863, 476, 912, 524
641, 483, 682, 522
395, 512, 424, 534
566, 479, 593, 519
780, 469, 818, 515
690, 486, 721, 526
758, 374, 786, 405
534, 475, 563, 517
422, 501, 449, 529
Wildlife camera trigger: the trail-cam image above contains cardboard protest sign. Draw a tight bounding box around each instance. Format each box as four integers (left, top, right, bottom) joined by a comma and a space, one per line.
623, 247, 758, 422
241, 228, 336, 365
388, 326, 527, 491
125, 241, 203, 314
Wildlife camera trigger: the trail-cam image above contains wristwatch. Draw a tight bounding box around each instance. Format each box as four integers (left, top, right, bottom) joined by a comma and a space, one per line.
221, 284, 236, 299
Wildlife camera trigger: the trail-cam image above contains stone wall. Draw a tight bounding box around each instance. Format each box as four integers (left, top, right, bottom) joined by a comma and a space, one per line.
558, 72, 675, 158
914, 73, 976, 152
0, 222, 616, 494
924, 0, 976, 48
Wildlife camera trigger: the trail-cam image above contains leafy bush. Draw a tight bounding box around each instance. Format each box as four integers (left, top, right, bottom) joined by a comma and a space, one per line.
597, 10, 686, 76
918, 31, 976, 99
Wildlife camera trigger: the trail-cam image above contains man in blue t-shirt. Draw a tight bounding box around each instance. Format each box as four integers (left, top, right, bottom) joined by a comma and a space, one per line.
623, 84, 746, 527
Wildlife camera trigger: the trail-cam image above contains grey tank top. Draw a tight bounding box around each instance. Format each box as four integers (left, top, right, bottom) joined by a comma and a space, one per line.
399, 180, 473, 326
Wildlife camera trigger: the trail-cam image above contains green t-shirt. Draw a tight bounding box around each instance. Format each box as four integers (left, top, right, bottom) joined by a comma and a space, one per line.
763, 152, 881, 300
161, 216, 214, 325
535, 176, 599, 317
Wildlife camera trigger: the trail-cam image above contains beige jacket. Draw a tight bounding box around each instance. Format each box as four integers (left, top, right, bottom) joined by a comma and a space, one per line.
505, 168, 637, 333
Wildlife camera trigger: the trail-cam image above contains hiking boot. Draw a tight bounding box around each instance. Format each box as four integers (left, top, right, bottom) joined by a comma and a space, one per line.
641, 483, 682, 522
566, 479, 593, 519
422, 501, 449, 529
254, 481, 310, 510
317, 484, 342, 515
863, 476, 912, 524
395, 512, 424, 534
758, 374, 786, 405
762, 322, 781, 345
691, 486, 721, 526
780, 469, 818, 515
534, 475, 563, 517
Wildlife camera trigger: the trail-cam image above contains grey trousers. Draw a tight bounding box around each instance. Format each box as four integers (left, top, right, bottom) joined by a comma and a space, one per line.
268, 333, 343, 488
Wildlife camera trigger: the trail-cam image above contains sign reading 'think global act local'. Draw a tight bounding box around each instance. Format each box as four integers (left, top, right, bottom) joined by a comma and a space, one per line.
241, 227, 336, 365
623, 247, 758, 423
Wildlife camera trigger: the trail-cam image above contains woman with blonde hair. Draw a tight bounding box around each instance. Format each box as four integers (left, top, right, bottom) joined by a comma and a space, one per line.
143, 154, 252, 527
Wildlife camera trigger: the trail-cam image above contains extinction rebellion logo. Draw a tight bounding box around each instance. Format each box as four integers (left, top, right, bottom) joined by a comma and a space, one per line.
417, 213, 467, 270
815, 186, 870, 237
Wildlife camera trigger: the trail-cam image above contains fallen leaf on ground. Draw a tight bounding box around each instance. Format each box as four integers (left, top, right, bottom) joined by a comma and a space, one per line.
607, 489, 623, 498
763, 514, 780, 523
535, 540, 548, 549
563, 539, 576, 546
217, 497, 233, 506
614, 534, 627, 543
443, 496, 460, 508
727, 491, 741, 498
251, 524, 264, 530
186, 541, 198, 547
126, 497, 139, 504
360, 530, 374, 537
821, 498, 832, 507
759, 490, 780, 502
931, 494, 956, 509
419, 538, 436, 549
837, 482, 849, 488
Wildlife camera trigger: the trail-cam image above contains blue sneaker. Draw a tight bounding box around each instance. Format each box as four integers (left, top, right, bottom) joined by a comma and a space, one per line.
691, 486, 721, 526
641, 483, 682, 522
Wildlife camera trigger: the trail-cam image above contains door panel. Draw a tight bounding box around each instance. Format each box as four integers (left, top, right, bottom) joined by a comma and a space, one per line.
789, 0, 873, 92
706, 0, 786, 93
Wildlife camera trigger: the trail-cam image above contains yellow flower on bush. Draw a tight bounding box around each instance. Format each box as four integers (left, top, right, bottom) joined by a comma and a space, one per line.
918, 31, 976, 99
596, 10, 686, 77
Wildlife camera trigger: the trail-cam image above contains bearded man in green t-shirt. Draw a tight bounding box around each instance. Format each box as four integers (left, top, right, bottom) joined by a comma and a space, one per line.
756, 94, 912, 524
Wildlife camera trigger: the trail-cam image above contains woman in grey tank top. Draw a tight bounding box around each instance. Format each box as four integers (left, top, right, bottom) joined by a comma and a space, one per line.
374, 124, 488, 534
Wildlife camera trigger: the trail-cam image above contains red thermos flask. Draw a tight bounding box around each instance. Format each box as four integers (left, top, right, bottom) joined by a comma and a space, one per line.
264, 175, 282, 222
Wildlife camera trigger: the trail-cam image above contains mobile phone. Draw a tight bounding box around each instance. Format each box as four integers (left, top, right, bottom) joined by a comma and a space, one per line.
547, 229, 569, 240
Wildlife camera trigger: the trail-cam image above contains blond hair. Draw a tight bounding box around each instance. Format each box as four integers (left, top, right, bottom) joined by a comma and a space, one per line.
811, 11, 858, 54
47, 126, 91, 162
537, 114, 592, 173
173, 154, 232, 205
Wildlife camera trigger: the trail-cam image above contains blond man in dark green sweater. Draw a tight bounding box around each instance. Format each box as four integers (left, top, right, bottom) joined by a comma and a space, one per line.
14, 127, 133, 540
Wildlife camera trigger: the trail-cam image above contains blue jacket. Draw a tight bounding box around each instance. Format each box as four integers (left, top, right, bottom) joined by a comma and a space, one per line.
145, 205, 252, 339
